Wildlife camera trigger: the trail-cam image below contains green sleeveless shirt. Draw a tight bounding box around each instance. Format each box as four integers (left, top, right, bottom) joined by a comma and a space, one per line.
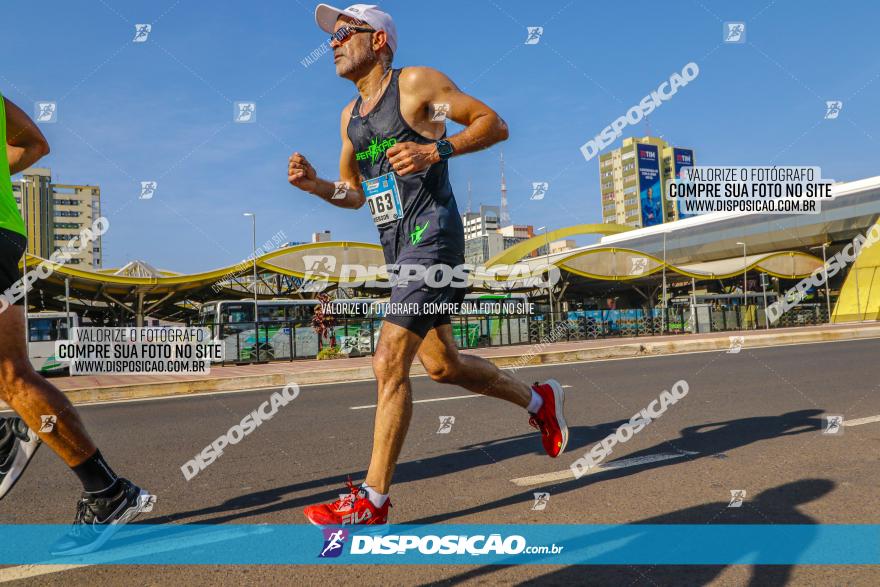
0, 92, 27, 237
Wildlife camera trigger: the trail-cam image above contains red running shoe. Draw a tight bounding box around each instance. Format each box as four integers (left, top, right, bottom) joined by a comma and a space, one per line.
529, 379, 569, 457
303, 479, 391, 526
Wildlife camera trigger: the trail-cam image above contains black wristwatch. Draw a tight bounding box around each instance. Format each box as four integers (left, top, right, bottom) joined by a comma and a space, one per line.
435, 139, 454, 161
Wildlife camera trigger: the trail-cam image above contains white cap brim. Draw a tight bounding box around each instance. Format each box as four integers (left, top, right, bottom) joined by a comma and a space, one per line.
315, 4, 353, 34
314, 3, 397, 54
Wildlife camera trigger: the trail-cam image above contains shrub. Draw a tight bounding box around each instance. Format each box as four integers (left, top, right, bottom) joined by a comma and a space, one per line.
317, 346, 343, 360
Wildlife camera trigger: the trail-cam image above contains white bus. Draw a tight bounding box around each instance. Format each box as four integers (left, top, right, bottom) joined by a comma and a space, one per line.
27, 312, 79, 375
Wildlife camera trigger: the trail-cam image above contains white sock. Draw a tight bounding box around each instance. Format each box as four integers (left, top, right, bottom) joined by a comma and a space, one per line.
361, 484, 388, 508
527, 389, 544, 414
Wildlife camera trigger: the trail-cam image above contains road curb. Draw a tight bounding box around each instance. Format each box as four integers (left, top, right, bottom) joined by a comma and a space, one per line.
518, 325, 880, 367
4, 325, 878, 408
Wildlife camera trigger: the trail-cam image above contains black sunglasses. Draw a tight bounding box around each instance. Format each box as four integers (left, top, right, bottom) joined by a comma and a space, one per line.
329, 25, 376, 45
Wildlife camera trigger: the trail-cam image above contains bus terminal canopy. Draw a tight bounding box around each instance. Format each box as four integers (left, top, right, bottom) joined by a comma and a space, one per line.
535, 248, 824, 282
19, 242, 386, 322
19, 238, 825, 323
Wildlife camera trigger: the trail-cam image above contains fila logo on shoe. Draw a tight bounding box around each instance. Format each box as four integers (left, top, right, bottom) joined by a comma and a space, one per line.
343, 510, 372, 524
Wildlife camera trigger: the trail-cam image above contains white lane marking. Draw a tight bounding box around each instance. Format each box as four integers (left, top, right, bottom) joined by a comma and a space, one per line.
349, 385, 572, 410
2, 335, 873, 413
0, 381, 572, 414
510, 450, 699, 487
844, 415, 880, 427
351, 394, 479, 410
511, 412, 880, 488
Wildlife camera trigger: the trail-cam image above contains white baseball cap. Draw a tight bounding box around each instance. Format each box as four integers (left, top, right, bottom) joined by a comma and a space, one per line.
315, 4, 398, 54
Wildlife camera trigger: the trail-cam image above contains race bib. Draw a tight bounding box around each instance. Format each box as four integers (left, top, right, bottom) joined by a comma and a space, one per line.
362, 172, 403, 226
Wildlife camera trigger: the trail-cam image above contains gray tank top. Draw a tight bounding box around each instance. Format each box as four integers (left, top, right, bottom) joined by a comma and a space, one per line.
346, 68, 465, 266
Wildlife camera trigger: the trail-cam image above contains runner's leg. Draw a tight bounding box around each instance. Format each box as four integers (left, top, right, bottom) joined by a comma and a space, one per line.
364, 321, 423, 494
0, 305, 98, 466
419, 323, 568, 457
418, 324, 531, 408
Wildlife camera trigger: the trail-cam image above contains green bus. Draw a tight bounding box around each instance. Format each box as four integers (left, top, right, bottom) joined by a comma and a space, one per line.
199, 298, 385, 361
456, 293, 531, 348
199, 293, 531, 360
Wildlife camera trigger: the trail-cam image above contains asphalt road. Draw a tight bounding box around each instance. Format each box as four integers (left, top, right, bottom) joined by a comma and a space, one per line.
2, 337, 879, 585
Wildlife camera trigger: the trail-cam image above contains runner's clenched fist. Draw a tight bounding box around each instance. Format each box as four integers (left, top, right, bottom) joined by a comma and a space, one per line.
288, 152, 319, 192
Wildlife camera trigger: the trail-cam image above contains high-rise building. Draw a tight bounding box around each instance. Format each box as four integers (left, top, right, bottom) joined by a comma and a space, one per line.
462, 206, 546, 264
661, 144, 697, 222
599, 136, 696, 228
11, 168, 52, 257
463, 205, 502, 264
53, 182, 102, 267
11, 168, 103, 267
462, 205, 500, 240
312, 230, 332, 243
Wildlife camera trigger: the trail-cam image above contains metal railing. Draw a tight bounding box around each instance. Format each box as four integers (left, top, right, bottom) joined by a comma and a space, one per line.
523, 304, 829, 347
200, 318, 384, 365
197, 304, 831, 364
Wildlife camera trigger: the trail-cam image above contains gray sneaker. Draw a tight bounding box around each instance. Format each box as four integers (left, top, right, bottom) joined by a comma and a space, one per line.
50, 478, 156, 556
0, 417, 41, 500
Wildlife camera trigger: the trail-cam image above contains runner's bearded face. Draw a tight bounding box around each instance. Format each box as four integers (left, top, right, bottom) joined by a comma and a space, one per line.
332, 19, 377, 78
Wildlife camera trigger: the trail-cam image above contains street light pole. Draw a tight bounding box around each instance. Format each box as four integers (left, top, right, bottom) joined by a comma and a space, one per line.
65, 278, 71, 333
538, 226, 553, 328
760, 273, 769, 329
662, 231, 668, 332
243, 213, 259, 357
736, 241, 747, 326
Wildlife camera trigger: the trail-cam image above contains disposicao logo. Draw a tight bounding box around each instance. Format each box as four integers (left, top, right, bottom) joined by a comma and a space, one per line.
350, 534, 527, 555
319, 528, 348, 558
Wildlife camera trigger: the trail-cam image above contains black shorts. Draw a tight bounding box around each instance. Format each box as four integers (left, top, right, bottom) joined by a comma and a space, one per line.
0, 228, 26, 304
383, 258, 468, 339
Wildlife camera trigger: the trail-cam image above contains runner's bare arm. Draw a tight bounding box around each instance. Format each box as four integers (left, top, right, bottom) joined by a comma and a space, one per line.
5, 97, 50, 175
388, 66, 508, 176
333, 103, 367, 209
287, 101, 365, 210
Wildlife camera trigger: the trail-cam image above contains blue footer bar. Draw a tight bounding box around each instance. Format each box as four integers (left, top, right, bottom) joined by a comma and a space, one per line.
1, 524, 878, 565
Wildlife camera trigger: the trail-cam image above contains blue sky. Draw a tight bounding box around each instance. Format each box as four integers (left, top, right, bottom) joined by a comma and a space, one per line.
3, 0, 878, 272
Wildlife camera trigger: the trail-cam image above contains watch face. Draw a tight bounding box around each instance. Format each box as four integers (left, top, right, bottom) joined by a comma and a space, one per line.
438, 141, 453, 157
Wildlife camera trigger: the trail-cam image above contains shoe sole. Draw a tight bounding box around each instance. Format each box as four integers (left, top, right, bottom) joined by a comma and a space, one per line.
0, 429, 42, 501
51, 489, 157, 556
545, 379, 569, 456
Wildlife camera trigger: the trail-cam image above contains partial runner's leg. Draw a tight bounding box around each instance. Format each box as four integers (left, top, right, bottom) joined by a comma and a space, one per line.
365, 321, 424, 494
418, 323, 568, 457
417, 324, 531, 409
0, 305, 99, 468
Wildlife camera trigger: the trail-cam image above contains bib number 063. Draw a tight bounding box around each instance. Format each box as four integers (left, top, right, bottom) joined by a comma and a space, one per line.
368, 191, 394, 215
362, 172, 403, 226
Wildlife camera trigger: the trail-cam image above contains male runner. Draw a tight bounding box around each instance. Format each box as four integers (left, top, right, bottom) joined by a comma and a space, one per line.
289, 4, 568, 526
0, 92, 155, 554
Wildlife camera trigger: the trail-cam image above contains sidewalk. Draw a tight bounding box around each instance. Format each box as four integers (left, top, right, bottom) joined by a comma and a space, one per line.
4, 322, 879, 409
